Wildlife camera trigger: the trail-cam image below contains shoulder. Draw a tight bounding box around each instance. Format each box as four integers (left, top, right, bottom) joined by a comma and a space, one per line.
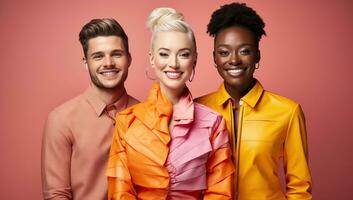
43, 95, 84, 141
115, 101, 147, 130
46, 95, 84, 127
194, 92, 220, 112
194, 91, 218, 105
127, 95, 140, 106
261, 90, 300, 110
259, 90, 305, 122
194, 102, 224, 126
194, 102, 222, 117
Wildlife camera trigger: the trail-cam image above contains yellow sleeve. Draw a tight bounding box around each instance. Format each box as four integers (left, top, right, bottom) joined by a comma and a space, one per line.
204, 117, 235, 200
106, 114, 136, 200
284, 104, 312, 200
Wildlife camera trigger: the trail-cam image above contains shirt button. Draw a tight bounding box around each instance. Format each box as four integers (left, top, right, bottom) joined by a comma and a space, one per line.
239, 100, 243, 106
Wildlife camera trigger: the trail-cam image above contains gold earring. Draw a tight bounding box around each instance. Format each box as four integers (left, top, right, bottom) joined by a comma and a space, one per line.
255, 62, 260, 69
189, 67, 195, 82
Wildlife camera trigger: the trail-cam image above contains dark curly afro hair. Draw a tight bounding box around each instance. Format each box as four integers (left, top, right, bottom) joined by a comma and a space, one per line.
207, 2, 266, 43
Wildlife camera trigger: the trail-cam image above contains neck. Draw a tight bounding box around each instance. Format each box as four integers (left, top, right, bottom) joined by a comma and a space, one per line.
224, 78, 256, 103
91, 83, 126, 105
159, 83, 185, 105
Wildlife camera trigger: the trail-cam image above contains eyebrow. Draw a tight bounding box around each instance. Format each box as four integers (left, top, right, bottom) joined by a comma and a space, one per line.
157, 48, 192, 52
111, 49, 125, 53
89, 52, 103, 57
89, 49, 125, 57
158, 48, 170, 51
217, 43, 256, 48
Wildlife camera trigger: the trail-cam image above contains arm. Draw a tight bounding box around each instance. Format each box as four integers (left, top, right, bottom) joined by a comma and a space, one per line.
284, 104, 312, 200
41, 111, 72, 200
106, 114, 136, 200
204, 117, 235, 200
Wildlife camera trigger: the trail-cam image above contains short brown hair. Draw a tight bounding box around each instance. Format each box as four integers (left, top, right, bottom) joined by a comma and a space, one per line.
79, 18, 129, 57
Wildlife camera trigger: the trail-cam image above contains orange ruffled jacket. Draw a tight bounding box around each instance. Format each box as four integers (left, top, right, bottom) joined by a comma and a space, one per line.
106, 83, 234, 199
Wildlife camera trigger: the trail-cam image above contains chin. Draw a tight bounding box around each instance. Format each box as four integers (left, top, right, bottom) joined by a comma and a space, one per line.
161, 81, 185, 91
224, 79, 246, 88
101, 80, 123, 89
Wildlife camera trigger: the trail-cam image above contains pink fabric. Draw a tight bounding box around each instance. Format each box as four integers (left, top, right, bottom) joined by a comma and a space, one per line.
166, 91, 229, 199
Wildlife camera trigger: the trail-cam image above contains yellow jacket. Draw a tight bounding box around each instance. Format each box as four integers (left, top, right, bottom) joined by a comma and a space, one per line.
195, 80, 312, 200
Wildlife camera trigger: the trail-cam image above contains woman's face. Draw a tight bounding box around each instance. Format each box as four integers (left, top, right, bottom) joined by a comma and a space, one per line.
150, 31, 197, 92
214, 26, 259, 90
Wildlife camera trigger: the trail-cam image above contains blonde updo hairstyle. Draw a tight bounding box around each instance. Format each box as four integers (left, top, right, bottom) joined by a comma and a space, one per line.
146, 7, 197, 52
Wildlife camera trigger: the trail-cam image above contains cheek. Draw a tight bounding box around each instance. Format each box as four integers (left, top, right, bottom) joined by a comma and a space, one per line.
87, 61, 99, 71
180, 60, 194, 77
181, 59, 194, 69
115, 58, 129, 68
214, 56, 227, 65
153, 57, 168, 70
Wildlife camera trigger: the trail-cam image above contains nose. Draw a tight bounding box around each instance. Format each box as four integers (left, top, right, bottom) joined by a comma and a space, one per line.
103, 56, 115, 68
229, 52, 240, 65
168, 55, 179, 69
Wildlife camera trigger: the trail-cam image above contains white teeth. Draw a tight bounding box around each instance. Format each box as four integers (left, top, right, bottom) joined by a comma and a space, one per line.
101, 71, 117, 77
227, 68, 244, 76
165, 71, 181, 79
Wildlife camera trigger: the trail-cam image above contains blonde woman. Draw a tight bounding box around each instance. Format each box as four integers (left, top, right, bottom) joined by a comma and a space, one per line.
106, 7, 234, 200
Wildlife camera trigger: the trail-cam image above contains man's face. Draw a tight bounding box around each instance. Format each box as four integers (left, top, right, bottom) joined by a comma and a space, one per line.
84, 36, 131, 90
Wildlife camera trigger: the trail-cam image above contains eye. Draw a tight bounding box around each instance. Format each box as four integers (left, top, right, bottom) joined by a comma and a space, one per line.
217, 50, 229, 57
180, 52, 190, 58
92, 54, 103, 60
240, 49, 251, 55
159, 52, 169, 57
112, 52, 123, 57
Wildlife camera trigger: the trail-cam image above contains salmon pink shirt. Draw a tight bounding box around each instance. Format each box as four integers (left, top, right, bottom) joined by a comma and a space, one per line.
41, 85, 138, 200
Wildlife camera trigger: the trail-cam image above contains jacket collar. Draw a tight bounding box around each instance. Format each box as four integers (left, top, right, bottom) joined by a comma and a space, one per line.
215, 80, 264, 109
133, 83, 195, 144
241, 80, 264, 108
133, 83, 172, 144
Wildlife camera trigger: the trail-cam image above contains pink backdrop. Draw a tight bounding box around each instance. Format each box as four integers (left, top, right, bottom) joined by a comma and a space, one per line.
1, 0, 353, 199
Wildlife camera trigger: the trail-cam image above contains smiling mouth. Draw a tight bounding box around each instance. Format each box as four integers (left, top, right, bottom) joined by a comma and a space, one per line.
225, 67, 247, 77
99, 69, 120, 78
165, 71, 183, 79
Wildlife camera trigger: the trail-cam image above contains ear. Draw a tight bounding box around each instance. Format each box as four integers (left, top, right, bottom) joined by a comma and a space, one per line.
212, 50, 217, 66
127, 52, 132, 68
256, 50, 261, 63
194, 52, 198, 68
149, 51, 155, 68
83, 57, 88, 71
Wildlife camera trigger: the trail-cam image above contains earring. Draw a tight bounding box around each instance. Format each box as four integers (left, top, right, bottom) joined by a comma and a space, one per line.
189, 67, 195, 82
145, 67, 156, 80
255, 62, 260, 69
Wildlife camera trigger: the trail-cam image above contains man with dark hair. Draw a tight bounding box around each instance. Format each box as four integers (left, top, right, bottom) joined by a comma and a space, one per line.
41, 18, 139, 200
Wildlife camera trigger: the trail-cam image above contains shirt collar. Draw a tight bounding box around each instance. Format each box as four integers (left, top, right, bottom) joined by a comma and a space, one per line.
84, 84, 129, 116
215, 79, 264, 109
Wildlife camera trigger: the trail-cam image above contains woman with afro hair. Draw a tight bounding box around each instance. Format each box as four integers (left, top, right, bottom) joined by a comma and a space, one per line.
195, 2, 312, 200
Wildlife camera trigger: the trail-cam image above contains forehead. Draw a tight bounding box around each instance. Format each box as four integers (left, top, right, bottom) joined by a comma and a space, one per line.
87, 36, 125, 53
154, 31, 193, 50
215, 26, 257, 47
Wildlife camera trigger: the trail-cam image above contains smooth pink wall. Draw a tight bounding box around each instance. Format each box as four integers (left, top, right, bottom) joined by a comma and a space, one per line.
1, 0, 352, 199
